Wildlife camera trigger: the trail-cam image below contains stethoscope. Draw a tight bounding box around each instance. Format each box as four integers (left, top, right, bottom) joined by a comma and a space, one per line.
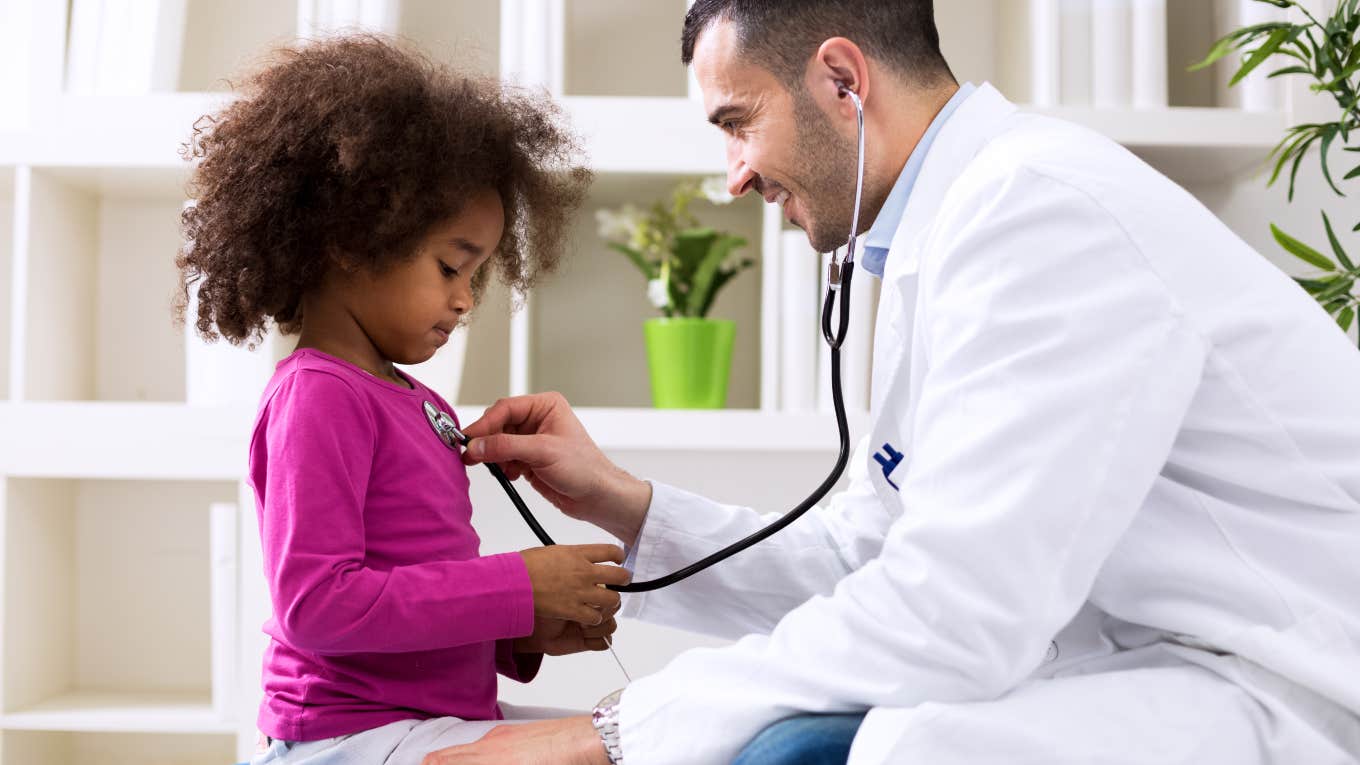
424, 83, 865, 594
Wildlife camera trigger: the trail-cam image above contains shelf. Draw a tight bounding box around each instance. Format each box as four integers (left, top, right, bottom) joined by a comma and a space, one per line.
0, 94, 227, 167
1, 478, 236, 726
1, 692, 231, 735
0, 729, 235, 764
0, 403, 867, 472
576, 407, 869, 452
12, 167, 188, 402
1, 167, 13, 401
1, 93, 1286, 186
1026, 105, 1287, 184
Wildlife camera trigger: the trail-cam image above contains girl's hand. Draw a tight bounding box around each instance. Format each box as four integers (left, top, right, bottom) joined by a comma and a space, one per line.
520, 544, 630, 624
514, 615, 618, 656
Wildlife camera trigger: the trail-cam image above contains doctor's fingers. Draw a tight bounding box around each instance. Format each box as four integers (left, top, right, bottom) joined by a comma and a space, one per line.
463, 432, 560, 468
461, 392, 578, 441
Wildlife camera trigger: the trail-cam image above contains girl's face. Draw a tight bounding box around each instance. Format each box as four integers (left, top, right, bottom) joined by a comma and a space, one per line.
346, 189, 504, 367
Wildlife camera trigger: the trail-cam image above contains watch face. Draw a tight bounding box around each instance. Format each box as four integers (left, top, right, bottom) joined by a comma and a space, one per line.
599, 689, 624, 708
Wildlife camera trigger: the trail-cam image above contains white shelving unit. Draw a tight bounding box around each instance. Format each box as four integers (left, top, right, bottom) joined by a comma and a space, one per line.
0, 0, 1325, 762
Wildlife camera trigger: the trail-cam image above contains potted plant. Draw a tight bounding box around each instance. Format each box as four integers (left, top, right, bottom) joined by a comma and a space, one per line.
596, 178, 756, 408
1194, 0, 1360, 346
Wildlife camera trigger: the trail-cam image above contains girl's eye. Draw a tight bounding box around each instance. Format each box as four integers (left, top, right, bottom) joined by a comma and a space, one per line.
438, 261, 458, 278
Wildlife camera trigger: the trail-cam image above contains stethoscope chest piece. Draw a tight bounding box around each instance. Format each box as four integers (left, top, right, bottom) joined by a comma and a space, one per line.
423, 400, 465, 451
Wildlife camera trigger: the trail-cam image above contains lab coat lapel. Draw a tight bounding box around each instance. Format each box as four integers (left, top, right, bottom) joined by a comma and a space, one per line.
867, 84, 1020, 505
871, 83, 1019, 411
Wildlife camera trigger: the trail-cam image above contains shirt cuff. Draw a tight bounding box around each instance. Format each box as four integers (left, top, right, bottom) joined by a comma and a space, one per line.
619, 480, 672, 618
488, 550, 537, 641
495, 638, 544, 683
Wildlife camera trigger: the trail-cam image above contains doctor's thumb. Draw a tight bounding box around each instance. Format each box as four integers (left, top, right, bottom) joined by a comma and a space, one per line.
461, 433, 550, 468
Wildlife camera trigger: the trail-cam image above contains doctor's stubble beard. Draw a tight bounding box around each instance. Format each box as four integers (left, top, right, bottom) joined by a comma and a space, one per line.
789, 90, 862, 254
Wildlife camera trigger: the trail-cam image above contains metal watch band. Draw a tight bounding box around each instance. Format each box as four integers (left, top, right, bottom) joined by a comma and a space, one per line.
591, 688, 625, 765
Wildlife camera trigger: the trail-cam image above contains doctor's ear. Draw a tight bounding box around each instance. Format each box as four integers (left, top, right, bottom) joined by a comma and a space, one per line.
809, 36, 870, 114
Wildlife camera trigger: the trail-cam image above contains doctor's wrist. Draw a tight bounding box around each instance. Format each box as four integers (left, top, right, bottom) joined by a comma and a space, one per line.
592, 472, 652, 546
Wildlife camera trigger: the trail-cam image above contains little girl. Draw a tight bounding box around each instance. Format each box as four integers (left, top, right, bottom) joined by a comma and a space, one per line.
175, 36, 626, 763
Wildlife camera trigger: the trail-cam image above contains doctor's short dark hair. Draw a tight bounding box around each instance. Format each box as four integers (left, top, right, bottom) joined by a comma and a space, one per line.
176, 34, 592, 346
680, 0, 955, 89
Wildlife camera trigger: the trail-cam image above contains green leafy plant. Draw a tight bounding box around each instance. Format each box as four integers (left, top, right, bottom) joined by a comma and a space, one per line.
1193, 0, 1360, 343
596, 178, 755, 319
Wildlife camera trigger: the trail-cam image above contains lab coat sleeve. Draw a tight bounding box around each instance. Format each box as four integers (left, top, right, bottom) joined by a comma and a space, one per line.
621, 435, 897, 640
617, 167, 1209, 765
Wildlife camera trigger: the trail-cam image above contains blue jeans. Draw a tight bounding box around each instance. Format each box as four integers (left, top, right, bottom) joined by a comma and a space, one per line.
732, 713, 867, 765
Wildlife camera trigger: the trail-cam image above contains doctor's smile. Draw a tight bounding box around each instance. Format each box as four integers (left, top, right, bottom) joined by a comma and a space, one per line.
28, 0, 1354, 763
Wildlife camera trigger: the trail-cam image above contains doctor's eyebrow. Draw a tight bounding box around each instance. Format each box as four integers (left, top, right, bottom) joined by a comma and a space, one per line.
707, 104, 745, 127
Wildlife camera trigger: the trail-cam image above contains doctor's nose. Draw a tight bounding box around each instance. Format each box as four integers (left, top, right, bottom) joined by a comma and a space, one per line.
726, 150, 757, 199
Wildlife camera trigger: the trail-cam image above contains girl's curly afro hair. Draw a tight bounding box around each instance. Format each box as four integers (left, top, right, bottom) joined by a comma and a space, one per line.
176, 34, 592, 346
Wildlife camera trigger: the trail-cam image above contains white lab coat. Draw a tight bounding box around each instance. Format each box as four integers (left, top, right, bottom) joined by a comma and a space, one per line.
616, 84, 1360, 764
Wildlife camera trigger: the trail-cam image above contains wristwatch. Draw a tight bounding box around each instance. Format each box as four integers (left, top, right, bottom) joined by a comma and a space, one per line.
591, 688, 625, 764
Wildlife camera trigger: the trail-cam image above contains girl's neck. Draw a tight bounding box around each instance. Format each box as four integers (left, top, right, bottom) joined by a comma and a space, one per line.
295, 293, 411, 389
295, 335, 410, 389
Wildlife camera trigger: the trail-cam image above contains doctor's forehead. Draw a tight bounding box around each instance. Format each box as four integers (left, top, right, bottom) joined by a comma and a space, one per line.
692, 18, 783, 119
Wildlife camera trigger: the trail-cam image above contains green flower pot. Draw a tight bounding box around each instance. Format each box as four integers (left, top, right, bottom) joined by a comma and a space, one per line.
643, 318, 736, 409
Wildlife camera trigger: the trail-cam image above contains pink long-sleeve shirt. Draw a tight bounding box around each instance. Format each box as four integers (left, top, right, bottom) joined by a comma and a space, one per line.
248, 348, 538, 742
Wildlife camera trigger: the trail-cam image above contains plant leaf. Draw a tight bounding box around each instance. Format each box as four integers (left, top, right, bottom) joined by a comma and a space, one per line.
1339, 306, 1356, 332
669, 228, 718, 311
1314, 277, 1355, 301
1322, 211, 1356, 269
687, 234, 747, 318
1288, 134, 1320, 199
1318, 125, 1344, 195
1230, 27, 1293, 86
1272, 223, 1338, 270
608, 243, 655, 280
1268, 64, 1314, 77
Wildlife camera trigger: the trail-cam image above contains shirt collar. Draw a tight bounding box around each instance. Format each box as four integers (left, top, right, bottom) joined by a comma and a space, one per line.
858, 82, 976, 277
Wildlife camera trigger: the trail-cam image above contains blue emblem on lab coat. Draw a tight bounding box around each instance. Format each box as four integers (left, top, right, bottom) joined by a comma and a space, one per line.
873, 443, 905, 491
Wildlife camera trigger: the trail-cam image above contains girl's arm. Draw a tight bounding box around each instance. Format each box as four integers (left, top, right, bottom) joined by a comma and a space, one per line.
252, 369, 535, 655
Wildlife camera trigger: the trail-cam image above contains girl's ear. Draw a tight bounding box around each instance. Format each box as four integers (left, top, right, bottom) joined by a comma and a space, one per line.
326, 246, 361, 275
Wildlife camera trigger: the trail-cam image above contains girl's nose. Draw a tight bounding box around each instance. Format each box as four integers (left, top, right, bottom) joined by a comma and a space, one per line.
450, 283, 473, 314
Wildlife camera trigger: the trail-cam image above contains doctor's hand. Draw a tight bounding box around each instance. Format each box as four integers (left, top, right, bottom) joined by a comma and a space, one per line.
514, 614, 618, 656
462, 392, 653, 545
520, 543, 630, 625
421, 717, 607, 765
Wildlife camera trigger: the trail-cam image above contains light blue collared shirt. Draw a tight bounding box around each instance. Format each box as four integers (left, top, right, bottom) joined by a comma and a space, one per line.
858, 83, 976, 278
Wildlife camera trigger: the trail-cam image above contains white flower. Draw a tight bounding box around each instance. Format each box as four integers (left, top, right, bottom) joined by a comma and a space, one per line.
700, 176, 735, 205
647, 278, 670, 309
595, 203, 643, 240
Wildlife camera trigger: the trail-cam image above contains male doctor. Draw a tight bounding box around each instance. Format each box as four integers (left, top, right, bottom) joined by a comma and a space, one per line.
427, 1, 1360, 763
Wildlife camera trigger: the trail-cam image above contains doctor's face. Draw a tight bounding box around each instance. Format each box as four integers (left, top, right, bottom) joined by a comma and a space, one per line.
692, 20, 859, 253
